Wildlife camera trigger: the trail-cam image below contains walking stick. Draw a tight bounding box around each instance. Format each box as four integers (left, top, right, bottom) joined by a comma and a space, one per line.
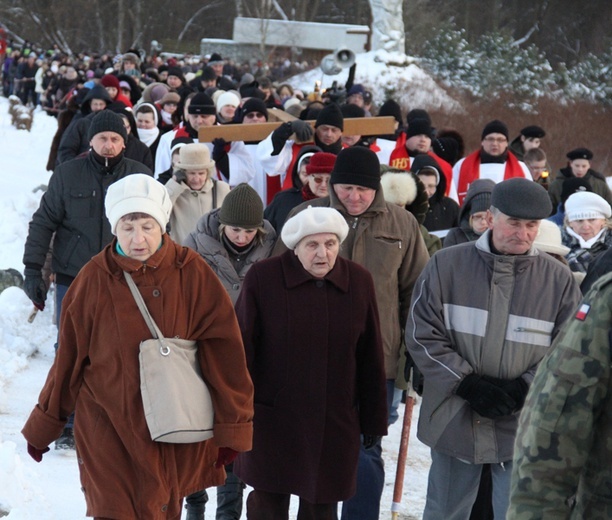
391, 394, 415, 519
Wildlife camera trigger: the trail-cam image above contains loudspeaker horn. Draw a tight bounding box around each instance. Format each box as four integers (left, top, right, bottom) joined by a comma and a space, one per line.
320, 47, 356, 75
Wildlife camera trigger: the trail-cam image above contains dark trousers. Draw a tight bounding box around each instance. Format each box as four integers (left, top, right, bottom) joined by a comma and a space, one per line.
246, 489, 338, 520
469, 465, 494, 520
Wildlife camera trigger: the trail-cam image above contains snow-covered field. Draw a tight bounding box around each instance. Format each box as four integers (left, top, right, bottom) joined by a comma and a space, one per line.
0, 96, 430, 519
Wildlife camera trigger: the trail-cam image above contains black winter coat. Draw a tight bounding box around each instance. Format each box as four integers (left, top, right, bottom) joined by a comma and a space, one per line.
23, 154, 152, 286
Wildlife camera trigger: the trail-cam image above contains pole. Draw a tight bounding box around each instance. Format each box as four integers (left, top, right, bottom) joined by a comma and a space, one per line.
391, 394, 415, 519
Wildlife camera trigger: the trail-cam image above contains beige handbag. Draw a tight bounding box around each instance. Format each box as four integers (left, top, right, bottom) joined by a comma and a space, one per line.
124, 271, 214, 443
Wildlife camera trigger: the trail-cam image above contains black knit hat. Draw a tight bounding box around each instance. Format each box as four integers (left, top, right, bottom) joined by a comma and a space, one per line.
208, 53, 224, 64
340, 103, 366, 119
330, 147, 380, 190
218, 183, 263, 228
167, 66, 185, 83
481, 120, 508, 140
406, 108, 431, 125
406, 118, 433, 139
201, 66, 217, 82
241, 98, 268, 121
566, 147, 593, 161
379, 99, 403, 126
88, 110, 128, 142
491, 178, 551, 219
432, 137, 460, 166
188, 93, 216, 115
520, 125, 545, 139
315, 103, 344, 131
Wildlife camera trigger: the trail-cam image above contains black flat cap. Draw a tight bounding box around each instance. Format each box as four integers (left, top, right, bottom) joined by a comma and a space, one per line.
491, 178, 552, 219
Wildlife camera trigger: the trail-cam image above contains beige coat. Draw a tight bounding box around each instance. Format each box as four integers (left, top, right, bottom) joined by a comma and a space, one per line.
166, 177, 230, 245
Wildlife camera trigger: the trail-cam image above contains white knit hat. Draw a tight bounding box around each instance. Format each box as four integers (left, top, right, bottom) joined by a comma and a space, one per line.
105, 174, 172, 234
565, 191, 611, 222
216, 91, 241, 112
533, 220, 570, 256
281, 206, 349, 250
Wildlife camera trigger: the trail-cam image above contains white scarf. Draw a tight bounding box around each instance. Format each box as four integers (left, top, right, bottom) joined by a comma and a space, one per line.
565, 226, 607, 249
137, 127, 160, 147
160, 110, 173, 126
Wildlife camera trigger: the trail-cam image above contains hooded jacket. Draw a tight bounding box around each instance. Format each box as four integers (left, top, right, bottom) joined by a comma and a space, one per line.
184, 209, 277, 303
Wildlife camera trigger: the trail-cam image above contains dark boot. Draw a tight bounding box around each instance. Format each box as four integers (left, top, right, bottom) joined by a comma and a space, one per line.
185, 489, 208, 520
54, 427, 75, 450
216, 463, 245, 519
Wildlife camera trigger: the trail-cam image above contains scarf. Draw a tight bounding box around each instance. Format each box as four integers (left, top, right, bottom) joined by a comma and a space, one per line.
565, 226, 607, 249
300, 182, 319, 201
457, 149, 525, 205
138, 127, 160, 147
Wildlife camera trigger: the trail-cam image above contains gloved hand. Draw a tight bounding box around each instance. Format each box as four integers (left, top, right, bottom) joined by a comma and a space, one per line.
362, 434, 382, 450
173, 168, 187, 183
482, 375, 529, 412
23, 268, 47, 311
212, 138, 228, 162
290, 119, 314, 142
214, 447, 239, 469
455, 373, 516, 419
27, 443, 50, 463
271, 122, 294, 155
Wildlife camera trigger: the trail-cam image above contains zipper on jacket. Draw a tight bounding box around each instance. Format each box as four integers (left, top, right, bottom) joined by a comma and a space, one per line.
351, 217, 359, 229
514, 327, 550, 336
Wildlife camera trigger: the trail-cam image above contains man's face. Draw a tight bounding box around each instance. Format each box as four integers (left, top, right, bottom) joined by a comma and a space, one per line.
406, 134, 431, 153
210, 62, 224, 77
243, 111, 267, 125
334, 184, 377, 216
487, 210, 540, 255
136, 112, 156, 130
481, 133, 508, 156
526, 160, 548, 181
316, 125, 342, 146
90, 131, 125, 158
417, 173, 438, 198
90, 99, 107, 112
522, 136, 541, 151
347, 93, 364, 108
167, 75, 182, 89
341, 134, 361, 147
187, 113, 216, 130
158, 70, 168, 82
570, 159, 590, 178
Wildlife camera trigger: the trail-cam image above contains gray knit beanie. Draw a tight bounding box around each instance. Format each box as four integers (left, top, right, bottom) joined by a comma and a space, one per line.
88, 110, 128, 143
219, 183, 264, 228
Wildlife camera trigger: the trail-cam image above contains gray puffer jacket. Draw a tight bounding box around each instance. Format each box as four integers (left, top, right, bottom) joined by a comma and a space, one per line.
184, 209, 277, 303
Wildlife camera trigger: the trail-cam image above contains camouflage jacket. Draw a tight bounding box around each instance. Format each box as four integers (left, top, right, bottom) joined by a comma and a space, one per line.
509, 272, 612, 519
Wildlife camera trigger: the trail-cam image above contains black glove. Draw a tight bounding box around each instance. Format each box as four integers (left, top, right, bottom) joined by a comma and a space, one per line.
455, 373, 516, 419
362, 434, 382, 450
212, 138, 228, 162
404, 350, 424, 396
482, 376, 529, 412
271, 122, 294, 155
290, 119, 314, 142
23, 268, 47, 311
173, 168, 186, 183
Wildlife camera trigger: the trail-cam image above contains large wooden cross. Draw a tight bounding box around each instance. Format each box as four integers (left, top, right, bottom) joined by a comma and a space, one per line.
198, 109, 396, 143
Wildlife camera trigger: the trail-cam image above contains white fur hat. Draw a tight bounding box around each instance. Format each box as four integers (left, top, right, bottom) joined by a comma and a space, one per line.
380, 171, 418, 207
216, 91, 241, 112
534, 220, 570, 256
281, 206, 349, 250
105, 174, 172, 234
565, 191, 611, 222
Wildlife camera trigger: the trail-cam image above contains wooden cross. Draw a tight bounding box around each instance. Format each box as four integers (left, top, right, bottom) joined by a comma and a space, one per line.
198, 111, 396, 143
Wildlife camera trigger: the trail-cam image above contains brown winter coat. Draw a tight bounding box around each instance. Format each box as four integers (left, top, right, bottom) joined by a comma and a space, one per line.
233, 252, 388, 503
276, 188, 430, 379
22, 237, 254, 519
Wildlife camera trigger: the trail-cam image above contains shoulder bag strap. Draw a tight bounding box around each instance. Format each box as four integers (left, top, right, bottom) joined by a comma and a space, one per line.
123, 271, 164, 340
212, 178, 218, 209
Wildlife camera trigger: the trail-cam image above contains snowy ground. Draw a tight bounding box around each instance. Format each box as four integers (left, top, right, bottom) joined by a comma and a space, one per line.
0, 96, 430, 519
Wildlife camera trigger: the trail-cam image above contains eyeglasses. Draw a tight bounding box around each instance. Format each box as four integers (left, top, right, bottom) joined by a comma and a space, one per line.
245, 112, 266, 119
311, 175, 330, 184
483, 137, 507, 144
471, 215, 488, 222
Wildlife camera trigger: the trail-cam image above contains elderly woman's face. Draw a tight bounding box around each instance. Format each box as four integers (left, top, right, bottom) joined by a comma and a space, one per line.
116, 216, 163, 261
185, 169, 209, 191
294, 232, 340, 278
568, 218, 606, 241
307, 174, 331, 198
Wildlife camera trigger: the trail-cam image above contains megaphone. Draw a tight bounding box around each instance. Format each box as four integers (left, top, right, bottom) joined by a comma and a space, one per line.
320, 46, 356, 75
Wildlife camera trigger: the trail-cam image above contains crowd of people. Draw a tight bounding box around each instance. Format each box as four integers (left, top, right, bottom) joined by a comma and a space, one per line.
12, 43, 612, 520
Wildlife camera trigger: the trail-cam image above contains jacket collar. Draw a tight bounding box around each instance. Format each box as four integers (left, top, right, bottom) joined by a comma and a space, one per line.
475, 229, 539, 258
280, 250, 350, 293
328, 187, 389, 218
